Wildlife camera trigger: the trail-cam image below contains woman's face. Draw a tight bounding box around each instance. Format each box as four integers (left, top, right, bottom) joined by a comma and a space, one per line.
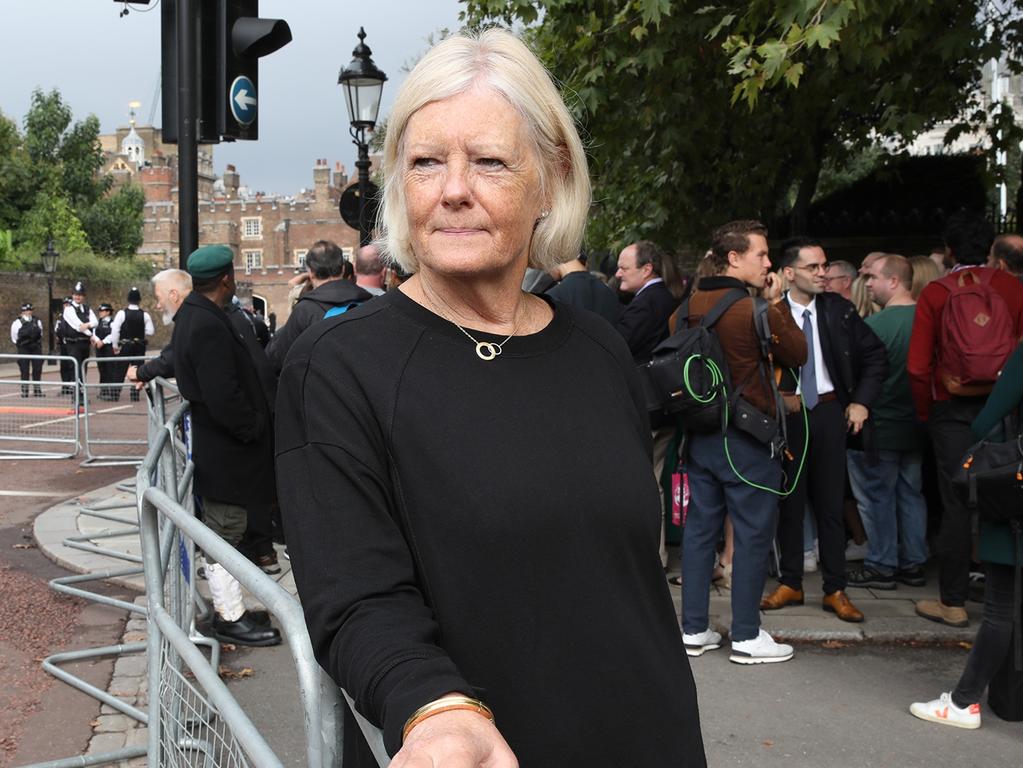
401, 87, 544, 279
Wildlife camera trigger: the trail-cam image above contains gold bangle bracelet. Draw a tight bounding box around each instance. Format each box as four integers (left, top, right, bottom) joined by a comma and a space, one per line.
402, 695, 495, 742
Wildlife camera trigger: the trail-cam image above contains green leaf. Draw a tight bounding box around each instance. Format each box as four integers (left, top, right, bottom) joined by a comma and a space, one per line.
706, 12, 736, 40
783, 61, 804, 87
631, 25, 648, 42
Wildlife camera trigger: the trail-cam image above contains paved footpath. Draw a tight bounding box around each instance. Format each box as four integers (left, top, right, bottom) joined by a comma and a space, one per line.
31, 477, 1016, 767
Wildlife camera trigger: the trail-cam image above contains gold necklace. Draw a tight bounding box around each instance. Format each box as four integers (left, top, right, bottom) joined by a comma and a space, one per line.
421, 284, 522, 361
451, 323, 515, 361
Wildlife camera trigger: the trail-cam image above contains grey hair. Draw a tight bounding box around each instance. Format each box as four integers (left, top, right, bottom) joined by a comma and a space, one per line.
376, 27, 590, 274
151, 268, 192, 293
828, 260, 857, 280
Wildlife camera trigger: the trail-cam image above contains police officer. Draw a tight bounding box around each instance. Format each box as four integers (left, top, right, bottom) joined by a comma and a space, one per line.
109, 287, 154, 402
56, 297, 75, 395
10, 303, 44, 397
61, 281, 99, 405
94, 303, 118, 401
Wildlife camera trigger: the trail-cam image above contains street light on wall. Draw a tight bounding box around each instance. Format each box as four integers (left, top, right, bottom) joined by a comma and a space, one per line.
338, 27, 387, 248
40, 239, 60, 361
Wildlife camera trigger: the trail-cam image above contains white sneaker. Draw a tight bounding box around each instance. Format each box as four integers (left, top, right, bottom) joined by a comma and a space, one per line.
909, 692, 980, 729
729, 629, 794, 664
683, 629, 722, 657
803, 549, 818, 573
845, 541, 869, 561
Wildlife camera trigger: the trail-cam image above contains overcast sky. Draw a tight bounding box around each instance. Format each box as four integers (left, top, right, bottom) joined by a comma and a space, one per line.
0, 0, 466, 195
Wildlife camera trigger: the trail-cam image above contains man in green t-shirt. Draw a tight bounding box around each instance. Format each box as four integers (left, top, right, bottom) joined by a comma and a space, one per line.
847, 254, 929, 590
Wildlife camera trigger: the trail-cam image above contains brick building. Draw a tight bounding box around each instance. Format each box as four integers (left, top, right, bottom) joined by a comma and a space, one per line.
100, 116, 365, 324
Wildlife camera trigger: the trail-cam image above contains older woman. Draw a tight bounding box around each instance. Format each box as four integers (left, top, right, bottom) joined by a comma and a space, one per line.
276, 29, 704, 768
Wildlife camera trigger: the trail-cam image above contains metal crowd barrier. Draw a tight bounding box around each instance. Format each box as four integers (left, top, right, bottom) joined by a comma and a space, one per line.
135, 377, 388, 767
20, 375, 389, 767
0, 352, 80, 459
80, 354, 155, 467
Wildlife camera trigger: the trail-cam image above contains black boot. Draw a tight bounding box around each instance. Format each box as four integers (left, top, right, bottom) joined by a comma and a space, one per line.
211, 611, 282, 647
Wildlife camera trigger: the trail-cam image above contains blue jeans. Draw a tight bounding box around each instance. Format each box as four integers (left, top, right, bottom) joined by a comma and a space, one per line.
846, 449, 928, 574
682, 428, 781, 642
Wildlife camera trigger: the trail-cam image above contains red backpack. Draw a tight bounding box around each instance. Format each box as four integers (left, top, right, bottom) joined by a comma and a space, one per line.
936, 268, 1016, 396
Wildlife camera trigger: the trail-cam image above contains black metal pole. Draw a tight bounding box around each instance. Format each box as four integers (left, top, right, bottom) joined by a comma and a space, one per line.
356, 131, 371, 248
46, 275, 54, 360
177, 0, 198, 268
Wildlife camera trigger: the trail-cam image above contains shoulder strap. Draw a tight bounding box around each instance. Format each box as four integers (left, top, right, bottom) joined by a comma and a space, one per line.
700, 288, 750, 329
324, 302, 359, 320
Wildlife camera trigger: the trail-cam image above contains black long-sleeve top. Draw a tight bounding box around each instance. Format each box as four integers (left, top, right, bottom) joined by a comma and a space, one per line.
275, 288, 705, 766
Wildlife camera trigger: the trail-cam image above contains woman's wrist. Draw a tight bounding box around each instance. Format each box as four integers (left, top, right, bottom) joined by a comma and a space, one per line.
402, 695, 495, 743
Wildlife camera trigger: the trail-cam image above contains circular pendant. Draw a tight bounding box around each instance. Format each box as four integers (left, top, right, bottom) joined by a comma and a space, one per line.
475, 341, 500, 361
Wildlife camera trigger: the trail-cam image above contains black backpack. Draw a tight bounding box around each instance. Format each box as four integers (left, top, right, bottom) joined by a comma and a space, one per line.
642, 288, 774, 433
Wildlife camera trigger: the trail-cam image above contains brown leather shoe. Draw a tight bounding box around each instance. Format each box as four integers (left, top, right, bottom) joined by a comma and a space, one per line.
760, 584, 804, 611
915, 599, 968, 628
823, 590, 864, 623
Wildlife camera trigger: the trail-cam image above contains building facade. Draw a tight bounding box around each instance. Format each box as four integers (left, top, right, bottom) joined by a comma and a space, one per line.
100, 118, 365, 323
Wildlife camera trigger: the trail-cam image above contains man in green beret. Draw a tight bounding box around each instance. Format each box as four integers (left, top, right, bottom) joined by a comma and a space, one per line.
171, 244, 281, 647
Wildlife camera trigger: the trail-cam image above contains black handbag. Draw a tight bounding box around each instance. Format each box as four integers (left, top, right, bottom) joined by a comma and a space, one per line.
951, 423, 1023, 524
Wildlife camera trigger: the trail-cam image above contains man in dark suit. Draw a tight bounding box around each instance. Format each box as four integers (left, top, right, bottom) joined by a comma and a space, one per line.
761, 237, 887, 623
615, 240, 681, 568
615, 240, 680, 365
172, 244, 281, 647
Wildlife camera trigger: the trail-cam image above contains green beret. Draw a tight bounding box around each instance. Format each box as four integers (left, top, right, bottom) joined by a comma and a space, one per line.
187, 244, 235, 279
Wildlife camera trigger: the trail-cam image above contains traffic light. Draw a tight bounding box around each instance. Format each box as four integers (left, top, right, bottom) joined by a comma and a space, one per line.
216, 0, 292, 141
159, 0, 220, 144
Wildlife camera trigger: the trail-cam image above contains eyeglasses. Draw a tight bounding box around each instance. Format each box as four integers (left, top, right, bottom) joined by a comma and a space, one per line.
795, 263, 828, 274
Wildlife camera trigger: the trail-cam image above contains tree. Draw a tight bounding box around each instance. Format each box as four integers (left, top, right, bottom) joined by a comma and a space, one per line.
79, 185, 145, 258
462, 1, 990, 247
19, 180, 90, 253
0, 110, 34, 233
0, 89, 140, 258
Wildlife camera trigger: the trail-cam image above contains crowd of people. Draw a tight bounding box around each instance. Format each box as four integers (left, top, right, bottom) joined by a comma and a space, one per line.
582, 215, 1022, 732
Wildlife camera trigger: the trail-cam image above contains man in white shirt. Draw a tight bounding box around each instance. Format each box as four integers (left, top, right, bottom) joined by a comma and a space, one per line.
11, 302, 44, 397
761, 237, 886, 624
109, 287, 155, 401
62, 281, 99, 405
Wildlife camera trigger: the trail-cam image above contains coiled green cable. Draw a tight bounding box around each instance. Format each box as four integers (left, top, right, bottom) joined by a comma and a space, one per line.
681, 357, 809, 497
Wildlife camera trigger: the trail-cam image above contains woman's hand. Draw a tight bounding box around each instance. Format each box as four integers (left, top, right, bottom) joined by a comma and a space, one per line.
391, 710, 518, 768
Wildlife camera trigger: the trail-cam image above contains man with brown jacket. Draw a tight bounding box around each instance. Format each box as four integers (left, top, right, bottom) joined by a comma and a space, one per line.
680, 220, 807, 665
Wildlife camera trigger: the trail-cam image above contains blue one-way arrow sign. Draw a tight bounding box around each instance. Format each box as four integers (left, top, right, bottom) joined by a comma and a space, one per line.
230, 76, 258, 127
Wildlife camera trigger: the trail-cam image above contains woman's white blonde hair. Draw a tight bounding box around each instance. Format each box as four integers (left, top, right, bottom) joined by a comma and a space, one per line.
376, 27, 590, 273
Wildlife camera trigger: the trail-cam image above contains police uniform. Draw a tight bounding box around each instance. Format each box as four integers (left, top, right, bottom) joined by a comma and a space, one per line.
56, 298, 75, 394
94, 303, 119, 400
110, 287, 154, 402
61, 281, 98, 403
10, 303, 44, 397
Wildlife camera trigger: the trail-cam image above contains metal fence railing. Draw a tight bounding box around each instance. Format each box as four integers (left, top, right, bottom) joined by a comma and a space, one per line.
135, 377, 388, 767
80, 355, 154, 467
0, 352, 80, 459
19, 375, 390, 767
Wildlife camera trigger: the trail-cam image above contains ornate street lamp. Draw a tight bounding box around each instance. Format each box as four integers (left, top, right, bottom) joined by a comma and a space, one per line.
338, 27, 387, 247
41, 239, 60, 361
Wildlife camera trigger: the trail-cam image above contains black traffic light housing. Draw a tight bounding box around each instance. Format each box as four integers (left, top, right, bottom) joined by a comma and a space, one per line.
216, 0, 292, 141
159, 0, 290, 144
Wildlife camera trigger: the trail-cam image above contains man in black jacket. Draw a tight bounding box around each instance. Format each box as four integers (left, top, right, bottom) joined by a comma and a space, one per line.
761, 237, 888, 623
266, 240, 373, 372
614, 240, 679, 365
172, 245, 281, 647
615, 240, 681, 568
